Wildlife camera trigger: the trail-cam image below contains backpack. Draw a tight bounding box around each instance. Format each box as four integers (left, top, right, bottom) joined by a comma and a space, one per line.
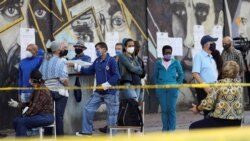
117, 98, 143, 130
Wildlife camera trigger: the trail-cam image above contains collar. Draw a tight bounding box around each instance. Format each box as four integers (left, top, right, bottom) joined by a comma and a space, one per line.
201, 50, 212, 57
97, 53, 110, 62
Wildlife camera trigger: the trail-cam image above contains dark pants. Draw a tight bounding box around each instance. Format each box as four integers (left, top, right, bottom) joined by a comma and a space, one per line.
44, 91, 68, 136
195, 88, 210, 118
14, 113, 54, 137
189, 117, 241, 130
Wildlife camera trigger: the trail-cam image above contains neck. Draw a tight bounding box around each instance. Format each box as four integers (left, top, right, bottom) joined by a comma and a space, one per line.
126, 52, 132, 57
203, 48, 211, 55
76, 53, 83, 57
101, 53, 107, 60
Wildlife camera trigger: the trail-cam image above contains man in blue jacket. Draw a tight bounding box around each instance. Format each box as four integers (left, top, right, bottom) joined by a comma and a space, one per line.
16, 44, 43, 105
69, 42, 120, 136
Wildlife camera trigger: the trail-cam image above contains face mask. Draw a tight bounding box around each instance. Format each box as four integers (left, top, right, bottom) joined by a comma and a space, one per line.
26, 51, 33, 58
96, 50, 101, 57
223, 43, 231, 50
59, 50, 68, 57
75, 48, 83, 55
126, 47, 135, 54
209, 43, 216, 52
163, 54, 172, 61
115, 50, 122, 56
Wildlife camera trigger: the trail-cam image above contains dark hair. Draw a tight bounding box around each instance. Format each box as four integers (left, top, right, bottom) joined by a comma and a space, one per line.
30, 70, 44, 84
95, 42, 108, 50
115, 43, 123, 46
134, 41, 140, 48
162, 45, 172, 54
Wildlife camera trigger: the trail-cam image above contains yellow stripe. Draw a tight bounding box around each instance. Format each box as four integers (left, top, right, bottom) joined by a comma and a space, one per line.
1, 83, 249, 91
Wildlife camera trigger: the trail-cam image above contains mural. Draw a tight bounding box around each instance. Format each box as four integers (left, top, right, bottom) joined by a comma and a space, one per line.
0, 0, 249, 129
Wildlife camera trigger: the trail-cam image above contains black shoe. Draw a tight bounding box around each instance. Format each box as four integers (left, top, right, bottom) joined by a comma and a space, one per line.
76, 132, 92, 136
99, 126, 107, 133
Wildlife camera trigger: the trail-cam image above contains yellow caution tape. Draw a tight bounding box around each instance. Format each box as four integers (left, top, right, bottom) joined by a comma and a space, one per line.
0, 83, 249, 91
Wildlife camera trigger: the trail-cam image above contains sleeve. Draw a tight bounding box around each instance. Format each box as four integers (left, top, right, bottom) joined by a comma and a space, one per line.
23, 91, 39, 116
237, 51, 245, 72
192, 54, 202, 73
119, 54, 143, 75
18, 63, 22, 95
176, 60, 184, 84
80, 59, 96, 75
198, 85, 218, 111
138, 57, 146, 78
59, 62, 68, 81
107, 58, 120, 86
151, 60, 159, 84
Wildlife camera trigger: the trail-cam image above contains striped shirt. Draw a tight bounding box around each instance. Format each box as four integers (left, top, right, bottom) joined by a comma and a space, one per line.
39, 56, 68, 96
221, 48, 245, 72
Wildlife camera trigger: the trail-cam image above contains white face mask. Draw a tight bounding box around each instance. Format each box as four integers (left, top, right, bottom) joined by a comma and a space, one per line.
126, 47, 135, 54
26, 51, 33, 58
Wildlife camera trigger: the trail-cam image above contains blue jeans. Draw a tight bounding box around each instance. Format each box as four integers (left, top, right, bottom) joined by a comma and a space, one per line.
156, 88, 178, 131
121, 83, 140, 101
14, 113, 54, 137
81, 92, 119, 134
44, 91, 68, 135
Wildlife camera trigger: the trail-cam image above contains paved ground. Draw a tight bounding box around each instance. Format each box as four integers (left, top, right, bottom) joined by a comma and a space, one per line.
1, 110, 250, 138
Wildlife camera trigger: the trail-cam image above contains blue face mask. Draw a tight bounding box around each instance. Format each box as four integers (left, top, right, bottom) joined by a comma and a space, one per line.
96, 50, 101, 57
163, 54, 172, 61
115, 50, 122, 56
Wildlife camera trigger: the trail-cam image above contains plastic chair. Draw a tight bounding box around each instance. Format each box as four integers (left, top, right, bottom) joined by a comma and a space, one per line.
39, 102, 56, 140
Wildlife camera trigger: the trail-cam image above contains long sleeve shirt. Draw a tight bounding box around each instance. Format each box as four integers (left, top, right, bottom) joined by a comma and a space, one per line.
23, 85, 53, 116
18, 56, 43, 95
197, 78, 243, 120
79, 53, 120, 95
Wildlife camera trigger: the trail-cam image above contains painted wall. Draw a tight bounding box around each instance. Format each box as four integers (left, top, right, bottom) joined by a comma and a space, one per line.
0, 0, 248, 129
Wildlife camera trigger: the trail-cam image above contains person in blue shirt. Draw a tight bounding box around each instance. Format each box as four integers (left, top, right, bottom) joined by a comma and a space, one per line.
68, 42, 120, 136
152, 45, 184, 131
72, 40, 91, 62
192, 35, 218, 118
18, 43, 43, 105
71, 40, 91, 102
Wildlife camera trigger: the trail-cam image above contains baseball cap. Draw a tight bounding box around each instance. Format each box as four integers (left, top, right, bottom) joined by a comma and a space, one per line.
200, 35, 218, 46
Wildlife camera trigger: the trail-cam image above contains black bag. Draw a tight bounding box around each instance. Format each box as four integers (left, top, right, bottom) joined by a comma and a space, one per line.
74, 77, 82, 102
117, 98, 143, 130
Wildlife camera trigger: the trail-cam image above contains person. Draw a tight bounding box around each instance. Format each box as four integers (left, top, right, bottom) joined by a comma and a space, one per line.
211, 49, 224, 80
114, 43, 123, 61
221, 36, 245, 79
72, 40, 91, 63
118, 38, 144, 101
152, 45, 184, 131
192, 35, 218, 118
18, 43, 43, 105
72, 40, 91, 103
39, 41, 69, 136
99, 42, 123, 133
59, 41, 69, 62
134, 41, 146, 103
189, 61, 243, 129
9, 70, 54, 137
68, 42, 120, 136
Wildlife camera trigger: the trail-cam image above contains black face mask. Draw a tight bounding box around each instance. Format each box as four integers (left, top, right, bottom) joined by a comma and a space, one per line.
209, 43, 216, 52
223, 43, 231, 50
75, 48, 83, 55
59, 50, 68, 57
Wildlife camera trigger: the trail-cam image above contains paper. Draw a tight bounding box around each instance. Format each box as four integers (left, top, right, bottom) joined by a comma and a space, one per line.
84, 42, 96, 62
168, 38, 183, 56
105, 32, 119, 57
156, 32, 168, 58
193, 25, 204, 58
20, 28, 35, 59
212, 25, 223, 53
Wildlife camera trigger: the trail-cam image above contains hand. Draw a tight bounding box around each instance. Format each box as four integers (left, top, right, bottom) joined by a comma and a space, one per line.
8, 99, 19, 108
189, 103, 199, 114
